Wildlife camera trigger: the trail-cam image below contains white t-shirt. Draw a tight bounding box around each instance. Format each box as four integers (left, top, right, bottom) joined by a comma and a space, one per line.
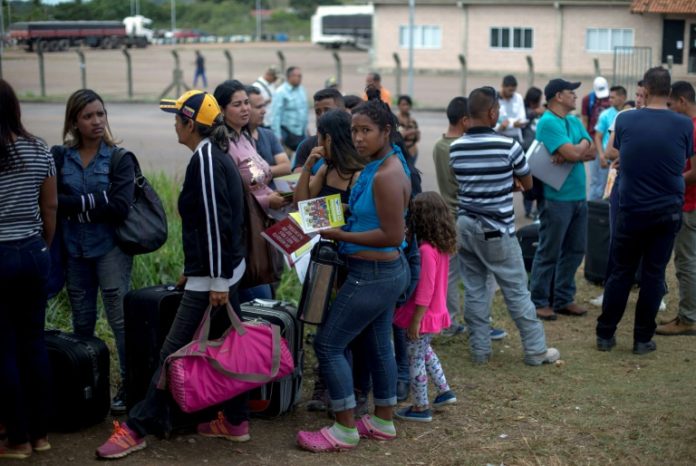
496, 92, 526, 141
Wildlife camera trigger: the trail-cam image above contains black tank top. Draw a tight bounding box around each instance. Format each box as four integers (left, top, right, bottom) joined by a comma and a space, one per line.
318, 169, 355, 205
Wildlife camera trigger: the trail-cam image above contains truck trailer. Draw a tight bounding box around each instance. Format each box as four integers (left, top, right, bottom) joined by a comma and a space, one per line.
9, 16, 152, 52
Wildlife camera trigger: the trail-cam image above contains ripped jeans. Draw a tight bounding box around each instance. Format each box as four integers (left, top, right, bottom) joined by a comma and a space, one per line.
66, 245, 133, 380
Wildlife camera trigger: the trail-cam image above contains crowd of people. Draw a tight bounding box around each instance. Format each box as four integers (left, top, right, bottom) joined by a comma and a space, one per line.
0, 62, 693, 460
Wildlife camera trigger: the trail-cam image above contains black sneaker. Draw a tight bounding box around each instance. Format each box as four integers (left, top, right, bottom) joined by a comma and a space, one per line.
596, 336, 616, 352
111, 385, 127, 415
633, 340, 656, 355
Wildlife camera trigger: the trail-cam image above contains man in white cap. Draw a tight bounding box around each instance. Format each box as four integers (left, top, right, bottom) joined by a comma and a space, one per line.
581, 77, 611, 200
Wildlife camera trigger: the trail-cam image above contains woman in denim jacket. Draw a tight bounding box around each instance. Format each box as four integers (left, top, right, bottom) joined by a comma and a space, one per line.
54, 89, 135, 415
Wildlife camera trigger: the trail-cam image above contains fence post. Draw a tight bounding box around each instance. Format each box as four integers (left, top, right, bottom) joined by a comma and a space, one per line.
223, 50, 234, 80
37, 46, 46, 97
159, 49, 190, 99
526, 55, 534, 88
393, 52, 402, 98
458, 54, 467, 96
593, 57, 600, 77
332, 51, 342, 89
75, 49, 87, 89
667, 54, 674, 75
277, 50, 286, 76
122, 48, 133, 98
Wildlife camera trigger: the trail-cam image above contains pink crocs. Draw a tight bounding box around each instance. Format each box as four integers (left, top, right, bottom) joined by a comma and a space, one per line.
355, 415, 396, 441
296, 427, 357, 453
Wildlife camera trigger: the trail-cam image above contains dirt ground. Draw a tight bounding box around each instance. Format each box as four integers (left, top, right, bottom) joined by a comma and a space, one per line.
22, 264, 696, 465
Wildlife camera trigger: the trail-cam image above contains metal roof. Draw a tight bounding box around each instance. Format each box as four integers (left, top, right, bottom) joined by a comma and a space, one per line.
631, 0, 696, 14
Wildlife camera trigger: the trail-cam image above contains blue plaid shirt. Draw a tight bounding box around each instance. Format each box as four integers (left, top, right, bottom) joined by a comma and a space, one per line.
271, 82, 308, 140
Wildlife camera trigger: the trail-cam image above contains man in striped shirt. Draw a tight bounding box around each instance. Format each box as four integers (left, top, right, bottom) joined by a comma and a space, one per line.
450, 86, 559, 366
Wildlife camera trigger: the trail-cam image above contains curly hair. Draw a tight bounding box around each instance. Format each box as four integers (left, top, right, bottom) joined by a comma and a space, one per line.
409, 191, 457, 255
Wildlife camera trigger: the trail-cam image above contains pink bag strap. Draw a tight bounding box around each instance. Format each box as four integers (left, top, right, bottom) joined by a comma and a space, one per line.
195, 303, 247, 352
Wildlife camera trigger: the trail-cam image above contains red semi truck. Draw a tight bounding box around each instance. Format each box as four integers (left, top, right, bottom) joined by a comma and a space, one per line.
9, 17, 152, 52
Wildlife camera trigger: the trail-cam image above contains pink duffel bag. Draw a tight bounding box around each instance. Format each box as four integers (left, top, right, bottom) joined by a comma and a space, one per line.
158, 302, 294, 413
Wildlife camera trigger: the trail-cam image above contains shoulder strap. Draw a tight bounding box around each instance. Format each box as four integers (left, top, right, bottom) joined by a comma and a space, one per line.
111, 147, 142, 179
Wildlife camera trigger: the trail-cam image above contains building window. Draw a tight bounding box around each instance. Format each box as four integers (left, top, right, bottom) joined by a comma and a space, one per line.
399, 25, 442, 49
490, 27, 533, 50
586, 28, 634, 52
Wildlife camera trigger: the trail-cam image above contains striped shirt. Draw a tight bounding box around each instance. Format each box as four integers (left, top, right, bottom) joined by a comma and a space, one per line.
449, 127, 529, 234
0, 137, 55, 241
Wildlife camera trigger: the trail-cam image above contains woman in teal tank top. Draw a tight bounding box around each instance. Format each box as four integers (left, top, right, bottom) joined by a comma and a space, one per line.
297, 89, 411, 452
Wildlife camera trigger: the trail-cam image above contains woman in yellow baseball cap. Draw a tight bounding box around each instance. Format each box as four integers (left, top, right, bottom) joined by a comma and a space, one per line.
96, 90, 250, 460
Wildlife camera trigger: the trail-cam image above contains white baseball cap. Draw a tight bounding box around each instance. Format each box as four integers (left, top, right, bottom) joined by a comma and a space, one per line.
593, 77, 610, 99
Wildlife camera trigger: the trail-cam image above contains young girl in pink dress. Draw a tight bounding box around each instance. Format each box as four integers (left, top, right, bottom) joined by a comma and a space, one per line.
393, 192, 458, 422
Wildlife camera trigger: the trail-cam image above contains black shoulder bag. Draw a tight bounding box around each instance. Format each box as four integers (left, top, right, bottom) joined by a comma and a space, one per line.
110, 148, 168, 255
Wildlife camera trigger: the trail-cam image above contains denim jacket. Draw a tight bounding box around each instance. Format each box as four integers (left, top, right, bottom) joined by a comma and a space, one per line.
59, 142, 119, 258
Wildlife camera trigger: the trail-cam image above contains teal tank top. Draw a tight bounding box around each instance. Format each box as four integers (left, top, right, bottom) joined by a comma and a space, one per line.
340, 144, 411, 255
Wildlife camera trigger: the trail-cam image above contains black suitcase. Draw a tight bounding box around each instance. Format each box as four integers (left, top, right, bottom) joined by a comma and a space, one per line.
241, 299, 304, 417
45, 330, 111, 432
585, 200, 610, 284
124, 284, 184, 409
516, 222, 540, 273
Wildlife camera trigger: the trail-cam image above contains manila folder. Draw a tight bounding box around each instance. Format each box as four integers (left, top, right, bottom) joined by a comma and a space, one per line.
525, 140, 573, 191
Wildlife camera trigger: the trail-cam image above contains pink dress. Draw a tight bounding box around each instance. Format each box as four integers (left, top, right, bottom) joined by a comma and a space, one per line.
227, 132, 274, 214
393, 241, 451, 334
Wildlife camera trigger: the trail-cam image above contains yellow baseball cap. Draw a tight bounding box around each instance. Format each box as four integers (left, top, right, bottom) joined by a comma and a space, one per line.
159, 90, 221, 127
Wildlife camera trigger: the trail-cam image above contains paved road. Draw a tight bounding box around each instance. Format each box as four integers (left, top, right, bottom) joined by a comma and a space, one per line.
22, 102, 534, 226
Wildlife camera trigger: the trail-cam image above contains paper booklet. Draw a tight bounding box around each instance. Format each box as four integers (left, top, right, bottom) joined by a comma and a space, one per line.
525, 140, 573, 191
261, 217, 316, 265
274, 172, 301, 199
294, 193, 345, 234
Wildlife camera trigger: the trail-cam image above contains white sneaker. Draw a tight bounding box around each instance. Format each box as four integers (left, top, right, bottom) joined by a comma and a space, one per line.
590, 293, 604, 307
524, 348, 560, 366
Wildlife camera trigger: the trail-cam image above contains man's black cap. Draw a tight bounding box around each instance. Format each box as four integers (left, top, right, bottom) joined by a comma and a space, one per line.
544, 78, 581, 102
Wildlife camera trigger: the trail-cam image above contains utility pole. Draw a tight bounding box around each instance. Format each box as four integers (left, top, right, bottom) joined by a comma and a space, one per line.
407, 0, 415, 97
170, 0, 176, 36
255, 0, 262, 41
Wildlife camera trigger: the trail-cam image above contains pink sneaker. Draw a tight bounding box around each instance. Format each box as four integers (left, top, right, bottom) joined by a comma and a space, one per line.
95, 421, 147, 459
0, 441, 32, 460
197, 412, 250, 442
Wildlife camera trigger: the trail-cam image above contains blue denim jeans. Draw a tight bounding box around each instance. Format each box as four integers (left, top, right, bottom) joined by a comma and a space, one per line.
392, 326, 410, 384
314, 254, 408, 412
128, 287, 249, 437
66, 245, 133, 380
589, 156, 609, 201
530, 200, 587, 310
0, 236, 52, 445
597, 207, 682, 343
457, 216, 547, 361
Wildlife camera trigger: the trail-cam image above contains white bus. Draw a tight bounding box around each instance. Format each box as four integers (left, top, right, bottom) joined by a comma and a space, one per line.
311, 5, 373, 49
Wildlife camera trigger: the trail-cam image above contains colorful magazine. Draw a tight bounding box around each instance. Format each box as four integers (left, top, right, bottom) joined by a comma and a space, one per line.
296, 193, 345, 234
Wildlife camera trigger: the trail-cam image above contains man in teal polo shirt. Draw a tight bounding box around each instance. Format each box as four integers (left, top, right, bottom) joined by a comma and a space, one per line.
530, 79, 596, 321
